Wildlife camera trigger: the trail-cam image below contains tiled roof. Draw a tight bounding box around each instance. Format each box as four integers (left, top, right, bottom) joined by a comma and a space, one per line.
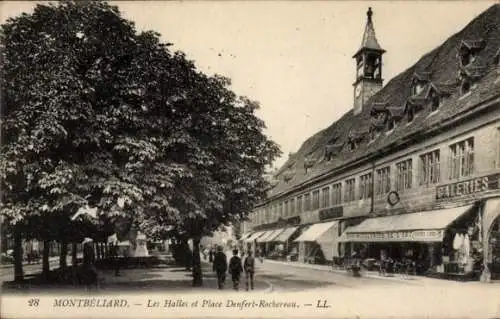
266, 4, 500, 200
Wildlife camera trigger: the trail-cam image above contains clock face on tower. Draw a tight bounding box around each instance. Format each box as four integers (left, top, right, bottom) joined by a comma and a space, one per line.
355, 84, 362, 97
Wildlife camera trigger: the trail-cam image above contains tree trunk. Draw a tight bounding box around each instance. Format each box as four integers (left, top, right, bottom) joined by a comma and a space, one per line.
192, 237, 203, 287
13, 224, 24, 282
42, 240, 50, 279
71, 242, 77, 266
59, 239, 68, 270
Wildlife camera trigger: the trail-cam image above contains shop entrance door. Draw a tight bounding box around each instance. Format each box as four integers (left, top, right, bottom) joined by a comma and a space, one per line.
488, 216, 500, 280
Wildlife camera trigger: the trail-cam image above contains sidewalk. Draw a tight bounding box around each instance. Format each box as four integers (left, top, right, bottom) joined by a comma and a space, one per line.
263, 258, 499, 287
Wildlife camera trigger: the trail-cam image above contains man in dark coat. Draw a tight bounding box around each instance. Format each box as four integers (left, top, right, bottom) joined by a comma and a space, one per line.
243, 250, 256, 291
229, 249, 243, 291
212, 246, 227, 289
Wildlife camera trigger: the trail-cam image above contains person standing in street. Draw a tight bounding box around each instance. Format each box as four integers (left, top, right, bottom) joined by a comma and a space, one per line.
229, 249, 243, 291
243, 250, 255, 291
212, 246, 227, 289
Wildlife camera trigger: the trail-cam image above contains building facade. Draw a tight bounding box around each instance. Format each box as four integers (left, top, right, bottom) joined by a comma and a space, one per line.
242, 5, 500, 281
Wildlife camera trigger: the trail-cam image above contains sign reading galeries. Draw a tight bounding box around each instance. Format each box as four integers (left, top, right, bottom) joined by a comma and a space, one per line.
345, 229, 444, 242
436, 173, 500, 200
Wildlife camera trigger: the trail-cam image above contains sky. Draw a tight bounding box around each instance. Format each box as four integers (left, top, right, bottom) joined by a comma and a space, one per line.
1, 1, 497, 169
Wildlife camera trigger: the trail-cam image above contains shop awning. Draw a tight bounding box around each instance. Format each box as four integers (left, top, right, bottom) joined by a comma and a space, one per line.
259, 228, 285, 242
255, 230, 274, 243
273, 227, 298, 242
239, 232, 254, 241
294, 221, 337, 242
245, 231, 265, 242
339, 205, 474, 243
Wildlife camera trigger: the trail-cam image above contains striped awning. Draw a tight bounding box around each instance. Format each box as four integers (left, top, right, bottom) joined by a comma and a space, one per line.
255, 230, 274, 243
273, 227, 299, 242
258, 229, 285, 243
245, 231, 265, 242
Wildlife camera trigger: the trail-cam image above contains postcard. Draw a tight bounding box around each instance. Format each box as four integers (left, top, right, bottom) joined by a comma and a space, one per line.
1, 1, 500, 318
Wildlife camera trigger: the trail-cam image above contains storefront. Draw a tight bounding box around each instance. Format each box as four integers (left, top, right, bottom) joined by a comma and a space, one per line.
339, 204, 483, 277
294, 221, 339, 264
481, 197, 500, 281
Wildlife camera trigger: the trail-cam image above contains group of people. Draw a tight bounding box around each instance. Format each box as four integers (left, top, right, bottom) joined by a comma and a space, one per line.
211, 246, 256, 291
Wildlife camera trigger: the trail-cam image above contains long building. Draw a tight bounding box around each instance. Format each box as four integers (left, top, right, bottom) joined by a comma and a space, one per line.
241, 5, 500, 281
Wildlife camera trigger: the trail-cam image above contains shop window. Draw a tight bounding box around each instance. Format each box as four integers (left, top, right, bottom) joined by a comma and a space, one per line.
312, 190, 320, 210
419, 150, 440, 186
344, 178, 356, 202
359, 173, 373, 200
375, 166, 391, 197
331, 182, 342, 205
395, 158, 413, 192
304, 193, 311, 211
296, 195, 303, 213
321, 186, 330, 208
449, 138, 474, 180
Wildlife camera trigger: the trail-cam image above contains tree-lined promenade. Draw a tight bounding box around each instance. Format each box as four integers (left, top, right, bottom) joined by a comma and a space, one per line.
0, 1, 280, 286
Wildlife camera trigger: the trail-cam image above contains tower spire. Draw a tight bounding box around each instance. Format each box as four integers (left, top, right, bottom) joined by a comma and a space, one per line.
354, 7, 384, 56
352, 7, 386, 115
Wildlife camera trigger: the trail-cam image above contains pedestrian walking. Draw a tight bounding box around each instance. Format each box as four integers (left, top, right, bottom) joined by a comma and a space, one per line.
212, 246, 227, 289
229, 249, 243, 291
243, 250, 255, 291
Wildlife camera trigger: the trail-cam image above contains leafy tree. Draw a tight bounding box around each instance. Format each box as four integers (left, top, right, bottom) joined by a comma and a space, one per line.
0, 0, 280, 285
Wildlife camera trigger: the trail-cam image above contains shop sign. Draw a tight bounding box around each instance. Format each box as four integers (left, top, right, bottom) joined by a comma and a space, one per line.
436, 173, 500, 201
319, 206, 343, 221
345, 229, 444, 242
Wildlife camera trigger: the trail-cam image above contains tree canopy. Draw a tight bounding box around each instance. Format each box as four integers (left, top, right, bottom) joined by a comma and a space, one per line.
0, 0, 280, 247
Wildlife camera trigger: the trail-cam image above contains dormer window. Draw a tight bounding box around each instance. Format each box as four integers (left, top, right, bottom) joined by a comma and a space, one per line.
407, 107, 415, 123
459, 39, 485, 67
461, 80, 471, 95
349, 141, 357, 151
387, 119, 396, 131
460, 49, 475, 66
431, 95, 440, 111
412, 82, 425, 96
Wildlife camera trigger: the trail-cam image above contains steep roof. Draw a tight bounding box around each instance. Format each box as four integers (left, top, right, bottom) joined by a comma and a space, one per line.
268, 4, 500, 200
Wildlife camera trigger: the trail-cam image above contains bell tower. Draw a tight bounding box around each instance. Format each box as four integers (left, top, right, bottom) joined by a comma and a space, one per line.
353, 7, 385, 115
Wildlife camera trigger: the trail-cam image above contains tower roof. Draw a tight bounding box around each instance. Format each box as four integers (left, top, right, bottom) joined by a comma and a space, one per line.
353, 7, 385, 57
